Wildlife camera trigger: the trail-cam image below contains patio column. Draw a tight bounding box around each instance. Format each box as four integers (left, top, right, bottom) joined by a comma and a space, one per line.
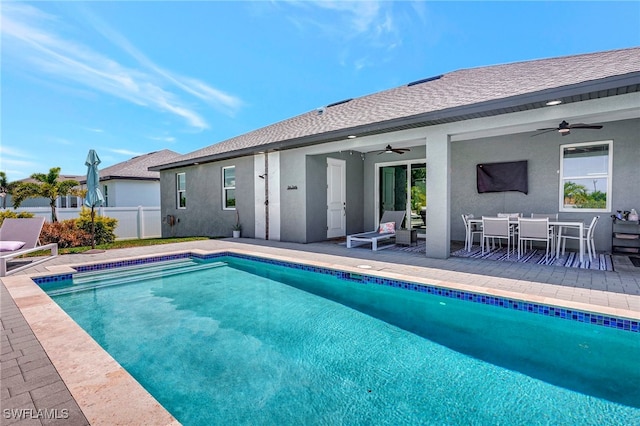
425, 132, 451, 258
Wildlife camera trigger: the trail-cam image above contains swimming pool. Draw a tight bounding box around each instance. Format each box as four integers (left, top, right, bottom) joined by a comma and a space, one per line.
39, 253, 640, 425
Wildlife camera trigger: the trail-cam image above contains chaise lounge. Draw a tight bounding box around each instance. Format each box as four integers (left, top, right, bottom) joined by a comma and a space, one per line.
0, 217, 58, 277
346, 210, 406, 251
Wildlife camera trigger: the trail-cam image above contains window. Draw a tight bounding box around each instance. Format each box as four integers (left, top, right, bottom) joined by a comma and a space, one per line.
176, 173, 186, 208
559, 141, 612, 212
223, 166, 236, 209
103, 185, 109, 207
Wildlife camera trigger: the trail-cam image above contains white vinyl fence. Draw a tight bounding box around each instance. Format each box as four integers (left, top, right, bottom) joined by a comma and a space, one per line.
3, 207, 162, 240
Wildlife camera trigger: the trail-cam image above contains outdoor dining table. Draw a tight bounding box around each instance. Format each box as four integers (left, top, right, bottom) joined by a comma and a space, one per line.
468, 217, 586, 264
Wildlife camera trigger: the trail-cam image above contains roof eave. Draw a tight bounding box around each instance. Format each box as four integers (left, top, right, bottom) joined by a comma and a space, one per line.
150, 71, 640, 172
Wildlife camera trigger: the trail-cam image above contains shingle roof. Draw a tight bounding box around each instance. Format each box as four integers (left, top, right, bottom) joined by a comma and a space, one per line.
80, 149, 181, 183
152, 47, 640, 170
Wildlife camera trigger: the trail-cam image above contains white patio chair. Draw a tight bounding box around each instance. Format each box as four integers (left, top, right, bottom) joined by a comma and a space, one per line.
347, 210, 406, 251
558, 216, 600, 262
531, 213, 558, 253
461, 213, 482, 252
481, 216, 513, 258
517, 217, 554, 262
0, 217, 58, 277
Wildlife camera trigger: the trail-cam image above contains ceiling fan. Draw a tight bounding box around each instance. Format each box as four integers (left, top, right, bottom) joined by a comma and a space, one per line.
532, 120, 603, 137
376, 145, 410, 155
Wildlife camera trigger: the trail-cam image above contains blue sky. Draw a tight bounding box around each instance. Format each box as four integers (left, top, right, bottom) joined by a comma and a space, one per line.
1, 1, 639, 182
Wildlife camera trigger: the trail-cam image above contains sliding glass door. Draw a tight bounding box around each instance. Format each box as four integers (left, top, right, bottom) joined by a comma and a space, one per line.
378, 162, 426, 230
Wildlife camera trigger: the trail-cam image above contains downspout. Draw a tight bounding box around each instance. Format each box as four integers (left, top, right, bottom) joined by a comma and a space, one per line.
264, 152, 269, 240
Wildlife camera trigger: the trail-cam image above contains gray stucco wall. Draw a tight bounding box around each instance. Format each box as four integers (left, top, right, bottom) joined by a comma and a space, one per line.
278, 150, 307, 243
451, 118, 639, 253
159, 156, 255, 238
305, 151, 364, 242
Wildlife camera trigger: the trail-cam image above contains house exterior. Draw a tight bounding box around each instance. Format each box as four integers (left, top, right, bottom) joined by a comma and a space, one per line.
4, 150, 182, 210
150, 48, 640, 259
5, 175, 84, 209
78, 149, 181, 207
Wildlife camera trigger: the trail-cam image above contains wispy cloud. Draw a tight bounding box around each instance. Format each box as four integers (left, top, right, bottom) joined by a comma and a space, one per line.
108, 148, 144, 157
0, 146, 41, 180
280, 1, 402, 70
81, 8, 244, 116
1, 3, 243, 130
148, 135, 176, 143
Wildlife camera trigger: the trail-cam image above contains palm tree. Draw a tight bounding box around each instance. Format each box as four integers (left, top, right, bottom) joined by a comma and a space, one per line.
11, 168, 80, 222
0, 171, 12, 209
563, 181, 588, 207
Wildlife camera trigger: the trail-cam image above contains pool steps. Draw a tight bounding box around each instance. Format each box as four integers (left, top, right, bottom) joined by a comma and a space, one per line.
47, 260, 226, 296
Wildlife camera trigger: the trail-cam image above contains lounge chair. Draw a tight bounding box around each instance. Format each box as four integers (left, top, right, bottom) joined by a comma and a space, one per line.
0, 217, 58, 277
347, 210, 406, 251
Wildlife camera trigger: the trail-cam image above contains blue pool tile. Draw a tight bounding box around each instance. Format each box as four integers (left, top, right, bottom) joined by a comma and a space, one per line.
31, 250, 637, 333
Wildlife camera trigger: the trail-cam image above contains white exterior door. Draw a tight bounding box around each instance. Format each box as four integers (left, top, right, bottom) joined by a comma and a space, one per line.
327, 158, 346, 238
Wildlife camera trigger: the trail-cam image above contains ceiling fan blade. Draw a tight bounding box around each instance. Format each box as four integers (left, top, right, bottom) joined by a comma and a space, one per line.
569, 124, 603, 129
392, 150, 406, 154
531, 129, 557, 137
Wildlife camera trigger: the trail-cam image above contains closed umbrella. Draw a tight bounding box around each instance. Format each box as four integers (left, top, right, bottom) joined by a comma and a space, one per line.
84, 149, 104, 249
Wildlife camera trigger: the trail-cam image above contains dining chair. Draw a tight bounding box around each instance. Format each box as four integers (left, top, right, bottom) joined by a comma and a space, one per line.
531, 213, 559, 253
481, 216, 513, 258
461, 214, 482, 252
497, 213, 521, 245
517, 218, 554, 262
558, 216, 600, 261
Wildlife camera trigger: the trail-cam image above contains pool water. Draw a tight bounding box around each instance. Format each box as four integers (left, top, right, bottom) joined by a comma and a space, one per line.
46, 256, 640, 425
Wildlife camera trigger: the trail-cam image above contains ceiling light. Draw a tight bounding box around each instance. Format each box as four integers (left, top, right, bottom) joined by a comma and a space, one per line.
347, 135, 357, 139
546, 100, 562, 106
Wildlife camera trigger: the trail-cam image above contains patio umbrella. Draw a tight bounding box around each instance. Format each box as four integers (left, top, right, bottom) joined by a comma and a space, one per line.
84, 149, 104, 249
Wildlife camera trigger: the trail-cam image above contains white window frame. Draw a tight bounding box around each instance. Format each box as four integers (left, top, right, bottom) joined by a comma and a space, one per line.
222, 166, 236, 210
559, 140, 612, 213
176, 172, 186, 209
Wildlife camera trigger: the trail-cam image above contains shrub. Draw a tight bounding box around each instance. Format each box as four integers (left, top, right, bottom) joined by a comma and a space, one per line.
0, 210, 34, 227
41, 219, 92, 248
76, 208, 118, 245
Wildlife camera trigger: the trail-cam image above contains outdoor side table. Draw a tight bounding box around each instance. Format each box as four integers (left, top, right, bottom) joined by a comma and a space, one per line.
396, 229, 417, 246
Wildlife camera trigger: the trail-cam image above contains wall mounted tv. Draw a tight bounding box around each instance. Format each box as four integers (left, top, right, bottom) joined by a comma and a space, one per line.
476, 160, 528, 194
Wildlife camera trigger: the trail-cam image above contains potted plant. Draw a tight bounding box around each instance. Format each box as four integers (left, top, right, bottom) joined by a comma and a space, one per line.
232, 210, 241, 238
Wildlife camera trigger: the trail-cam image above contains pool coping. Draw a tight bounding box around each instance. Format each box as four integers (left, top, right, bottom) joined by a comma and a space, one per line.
2, 246, 639, 425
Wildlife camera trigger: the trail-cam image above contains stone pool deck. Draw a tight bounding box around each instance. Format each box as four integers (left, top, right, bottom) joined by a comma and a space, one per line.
1, 238, 639, 425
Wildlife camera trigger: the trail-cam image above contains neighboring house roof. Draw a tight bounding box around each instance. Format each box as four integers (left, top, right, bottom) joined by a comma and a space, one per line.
151, 47, 640, 171
16, 175, 83, 184
80, 149, 181, 184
